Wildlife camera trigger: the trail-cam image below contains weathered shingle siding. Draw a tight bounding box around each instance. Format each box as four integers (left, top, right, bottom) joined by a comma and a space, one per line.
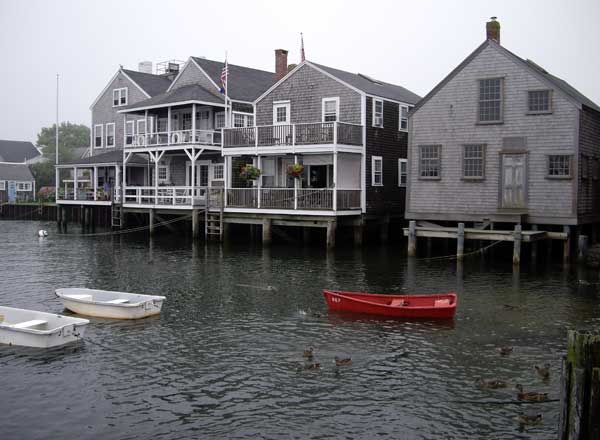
170, 61, 217, 93
255, 64, 362, 125
365, 96, 407, 215
91, 71, 148, 155
407, 44, 579, 224
578, 107, 600, 222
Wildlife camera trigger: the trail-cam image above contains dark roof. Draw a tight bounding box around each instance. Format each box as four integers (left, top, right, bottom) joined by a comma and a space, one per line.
0, 162, 34, 181
121, 84, 224, 111
192, 57, 277, 102
122, 69, 172, 96
60, 150, 147, 166
309, 62, 421, 105
413, 39, 600, 114
0, 140, 41, 162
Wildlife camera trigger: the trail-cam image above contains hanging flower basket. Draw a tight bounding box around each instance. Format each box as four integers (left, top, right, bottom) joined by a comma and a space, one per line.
240, 165, 261, 181
287, 163, 304, 179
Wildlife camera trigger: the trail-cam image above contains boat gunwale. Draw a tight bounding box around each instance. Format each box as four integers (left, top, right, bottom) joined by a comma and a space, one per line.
55, 288, 166, 308
323, 290, 457, 310
0, 306, 89, 336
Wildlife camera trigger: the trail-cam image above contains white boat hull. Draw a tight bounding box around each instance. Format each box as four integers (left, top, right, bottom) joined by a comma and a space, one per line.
56, 288, 165, 320
0, 306, 89, 348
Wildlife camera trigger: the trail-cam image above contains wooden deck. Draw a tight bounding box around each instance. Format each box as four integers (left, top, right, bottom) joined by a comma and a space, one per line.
402, 225, 567, 242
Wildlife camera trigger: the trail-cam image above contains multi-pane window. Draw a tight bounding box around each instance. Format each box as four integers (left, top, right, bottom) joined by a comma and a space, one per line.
478, 78, 503, 122
112, 88, 128, 106
233, 113, 254, 128
528, 90, 551, 113
157, 166, 168, 182
322, 98, 339, 122
372, 156, 383, 186
0, 180, 5, 190
463, 144, 485, 179
213, 164, 224, 180
399, 105, 409, 131
94, 124, 103, 148
398, 159, 407, 186
419, 145, 441, 178
16, 182, 32, 191
125, 121, 135, 145
373, 99, 383, 127
106, 123, 115, 147
273, 102, 290, 124
182, 113, 192, 130
137, 119, 146, 135
548, 155, 571, 177
215, 112, 226, 129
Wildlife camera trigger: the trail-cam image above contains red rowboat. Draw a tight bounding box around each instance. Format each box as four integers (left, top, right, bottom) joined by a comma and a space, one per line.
323, 290, 457, 319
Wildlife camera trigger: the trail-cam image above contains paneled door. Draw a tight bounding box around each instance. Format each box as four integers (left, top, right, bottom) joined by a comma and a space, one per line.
501, 154, 526, 208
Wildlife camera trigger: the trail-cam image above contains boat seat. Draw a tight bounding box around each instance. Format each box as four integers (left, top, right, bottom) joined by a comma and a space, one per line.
105, 299, 129, 304
434, 299, 451, 307
12, 319, 47, 329
65, 294, 93, 301
390, 299, 408, 307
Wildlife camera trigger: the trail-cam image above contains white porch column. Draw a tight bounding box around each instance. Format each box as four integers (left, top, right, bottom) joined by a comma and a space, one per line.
55, 167, 59, 200
167, 106, 172, 145
116, 164, 121, 203
224, 156, 228, 207
192, 103, 196, 143
294, 155, 298, 210
93, 166, 97, 200
333, 152, 338, 211
144, 110, 148, 146
257, 156, 261, 209
191, 148, 196, 202
73, 166, 78, 200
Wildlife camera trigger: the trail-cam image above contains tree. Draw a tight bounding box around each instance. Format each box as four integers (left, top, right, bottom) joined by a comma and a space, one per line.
37, 122, 89, 163
30, 161, 55, 189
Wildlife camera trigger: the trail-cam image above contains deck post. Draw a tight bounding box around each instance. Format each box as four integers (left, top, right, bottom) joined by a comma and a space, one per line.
61, 206, 67, 232
513, 224, 522, 266
531, 224, 538, 263
84, 206, 90, 230
192, 209, 200, 238
563, 225, 571, 264
407, 220, 417, 257
426, 237, 433, 257
456, 222, 465, 261
380, 214, 389, 243
262, 218, 271, 245
353, 222, 363, 246
149, 209, 155, 236
326, 221, 337, 249
578, 234, 588, 263
303, 227, 311, 244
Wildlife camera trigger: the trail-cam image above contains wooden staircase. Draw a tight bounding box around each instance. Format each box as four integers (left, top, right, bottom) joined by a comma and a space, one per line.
205, 210, 223, 240
111, 202, 122, 228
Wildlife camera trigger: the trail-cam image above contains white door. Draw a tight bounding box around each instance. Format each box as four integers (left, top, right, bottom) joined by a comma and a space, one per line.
272, 102, 291, 145
501, 154, 526, 208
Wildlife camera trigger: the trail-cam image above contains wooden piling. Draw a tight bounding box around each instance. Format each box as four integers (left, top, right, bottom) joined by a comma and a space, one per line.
326, 221, 336, 249
303, 227, 311, 244
149, 209, 155, 236
191, 209, 199, 238
408, 220, 417, 257
531, 224, 538, 263
513, 224, 522, 266
558, 330, 600, 440
262, 218, 272, 245
564, 225, 571, 264
578, 235, 588, 263
353, 223, 363, 246
456, 222, 465, 261
380, 215, 390, 243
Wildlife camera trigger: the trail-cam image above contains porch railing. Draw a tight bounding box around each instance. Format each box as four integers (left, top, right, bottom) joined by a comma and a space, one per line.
130, 129, 221, 148
123, 186, 208, 206
223, 187, 361, 211
57, 181, 114, 202
222, 122, 363, 148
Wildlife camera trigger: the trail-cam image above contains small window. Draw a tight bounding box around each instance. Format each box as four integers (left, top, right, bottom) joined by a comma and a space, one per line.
478, 78, 503, 123
213, 164, 224, 180
463, 144, 485, 179
16, 182, 32, 191
182, 113, 192, 130
125, 121, 135, 145
233, 113, 253, 128
137, 119, 146, 135
548, 155, 572, 178
322, 98, 339, 122
157, 166, 169, 183
94, 124, 103, 148
373, 99, 383, 127
106, 123, 115, 147
372, 156, 383, 186
273, 102, 290, 124
261, 158, 276, 187
582, 155, 589, 179
0, 180, 5, 190
398, 159, 407, 186
215, 112, 226, 129
399, 105, 409, 131
113, 88, 128, 106
528, 90, 552, 114
419, 145, 441, 179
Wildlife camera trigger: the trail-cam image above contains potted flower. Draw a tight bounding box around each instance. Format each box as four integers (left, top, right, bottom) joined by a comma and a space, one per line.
287, 163, 304, 179
240, 165, 261, 181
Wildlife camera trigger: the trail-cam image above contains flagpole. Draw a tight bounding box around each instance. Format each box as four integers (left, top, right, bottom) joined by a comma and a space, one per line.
225, 51, 229, 128
55, 74, 59, 166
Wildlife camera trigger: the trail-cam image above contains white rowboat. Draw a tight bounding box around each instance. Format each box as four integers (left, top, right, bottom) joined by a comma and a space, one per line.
55, 288, 166, 319
0, 306, 89, 348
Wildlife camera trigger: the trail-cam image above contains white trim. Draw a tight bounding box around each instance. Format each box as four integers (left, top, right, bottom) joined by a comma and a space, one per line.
255, 62, 309, 104
367, 94, 413, 107
166, 57, 221, 94
120, 70, 152, 99
273, 101, 291, 125
90, 69, 150, 110
0, 180, 5, 190
118, 99, 225, 113
399, 104, 409, 132
322, 97, 340, 122
15, 181, 33, 191
372, 155, 383, 186
112, 87, 128, 107
361, 94, 367, 213
125, 120, 135, 146
306, 62, 366, 96
105, 122, 116, 148
137, 119, 146, 135
222, 207, 360, 216
398, 158, 407, 187
372, 99, 384, 128
94, 124, 103, 148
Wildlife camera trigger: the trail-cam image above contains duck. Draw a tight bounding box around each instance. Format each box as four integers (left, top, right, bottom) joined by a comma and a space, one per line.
304, 362, 321, 370
516, 413, 543, 425
335, 356, 352, 366
303, 347, 315, 358
515, 384, 549, 402
475, 378, 508, 389
535, 364, 550, 380
497, 346, 513, 356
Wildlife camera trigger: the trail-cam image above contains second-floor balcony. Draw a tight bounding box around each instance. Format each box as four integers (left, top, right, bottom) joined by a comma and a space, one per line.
222, 122, 363, 150
128, 129, 222, 149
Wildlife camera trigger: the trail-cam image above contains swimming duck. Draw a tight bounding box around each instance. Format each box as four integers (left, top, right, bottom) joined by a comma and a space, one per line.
305, 362, 321, 370
303, 347, 315, 358
515, 384, 549, 402
535, 364, 550, 379
516, 413, 543, 425
475, 378, 508, 389
335, 357, 352, 366
497, 346, 513, 356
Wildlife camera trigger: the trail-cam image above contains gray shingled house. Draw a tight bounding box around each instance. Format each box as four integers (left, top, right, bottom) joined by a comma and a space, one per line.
0, 162, 36, 203
406, 19, 600, 240
0, 140, 41, 163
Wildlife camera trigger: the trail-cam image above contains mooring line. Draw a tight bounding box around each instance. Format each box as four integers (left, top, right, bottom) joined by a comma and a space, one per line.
416, 240, 504, 262
56, 213, 193, 237
451, 398, 559, 405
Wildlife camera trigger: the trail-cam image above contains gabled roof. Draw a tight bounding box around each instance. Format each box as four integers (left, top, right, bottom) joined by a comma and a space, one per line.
192, 57, 277, 102
59, 150, 146, 166
120, 84, 225, 112
121, 69, 172, 96
0, 140, 41, 163
310, 62, 421, 105
412, 39, 600, 114
0, 162, 34, 181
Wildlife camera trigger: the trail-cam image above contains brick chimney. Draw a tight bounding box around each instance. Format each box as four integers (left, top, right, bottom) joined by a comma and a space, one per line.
486, 17, 500, 44
275, 49, 289, 81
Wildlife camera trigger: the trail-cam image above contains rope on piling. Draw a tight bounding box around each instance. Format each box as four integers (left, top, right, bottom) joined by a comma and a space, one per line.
416, 240, 505, 262
58, 213, 194, 237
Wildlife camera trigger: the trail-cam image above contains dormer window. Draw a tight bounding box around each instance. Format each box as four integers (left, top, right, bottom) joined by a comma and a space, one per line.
113, 88, 128, 107
373, 99, 383, 128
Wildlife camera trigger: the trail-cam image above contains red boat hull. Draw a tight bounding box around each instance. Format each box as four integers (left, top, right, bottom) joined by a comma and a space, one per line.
323, 290, 457, 319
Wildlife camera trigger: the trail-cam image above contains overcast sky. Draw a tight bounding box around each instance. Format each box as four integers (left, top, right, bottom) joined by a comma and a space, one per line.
0, 0, 598, 144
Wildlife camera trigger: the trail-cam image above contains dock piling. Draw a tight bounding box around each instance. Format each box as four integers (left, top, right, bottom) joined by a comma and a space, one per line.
563, 225, 571, 264
326, 221, 336, 249
191, 209, 200, 238
513, 224, 522, 266
408, 221, 417, 257
531, 224, 538, 263
578, 234, 588, 263
149, 209, 155, 236
456, 223, 465, 260
262, 218, 272, 245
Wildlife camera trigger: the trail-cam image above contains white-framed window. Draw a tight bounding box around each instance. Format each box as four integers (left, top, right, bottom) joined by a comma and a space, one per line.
372, 99, 383, 127
212, 164, 224, 180
372, 156, 383, 186
105, 123, 115, 148
463, 144, 486, 179
215, 112, 226, 129
233, 113, 254, 128
478, 78, 503, 123
261, 158, 276, 187
322, 97, 339, 122
94, 124, 103, 148
273, 101, 290, 125
137, 119, 146, 135
398, 158, 407, 186
125, 120, 135, 145
399, 105, 409, 131
419, 145, 441, 179
157, 165, 169, 183
16, 182, 32, 191
112, 87, 128, 107
0, 180, 5, 190
547, 155, 572, 178
528, 90, 552, 114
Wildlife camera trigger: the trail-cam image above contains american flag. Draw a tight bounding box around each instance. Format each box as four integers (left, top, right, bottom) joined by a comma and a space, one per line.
220, 58, 228, 95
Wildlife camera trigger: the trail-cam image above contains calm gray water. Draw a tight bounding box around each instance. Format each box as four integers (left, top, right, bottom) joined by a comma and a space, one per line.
1, 220, 599, 440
